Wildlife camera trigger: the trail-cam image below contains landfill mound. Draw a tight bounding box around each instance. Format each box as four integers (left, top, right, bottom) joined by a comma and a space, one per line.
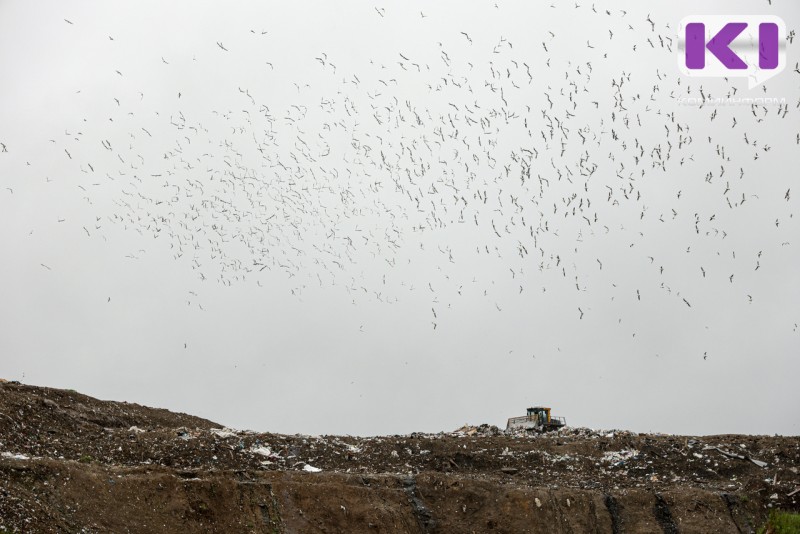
1, 381, 798, 533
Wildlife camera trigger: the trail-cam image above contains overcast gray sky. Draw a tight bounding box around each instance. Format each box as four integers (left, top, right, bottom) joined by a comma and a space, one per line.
0, 0, 798, 437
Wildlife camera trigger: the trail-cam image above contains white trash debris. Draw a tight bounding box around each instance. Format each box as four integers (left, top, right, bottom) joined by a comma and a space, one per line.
601, 449, 639, 465
1, 452, 29, 460
250, 445, 272, 457
210, 428, 238, 439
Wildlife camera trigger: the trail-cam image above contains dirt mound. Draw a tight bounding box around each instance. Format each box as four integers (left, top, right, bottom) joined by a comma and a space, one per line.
1, 381, 798, 532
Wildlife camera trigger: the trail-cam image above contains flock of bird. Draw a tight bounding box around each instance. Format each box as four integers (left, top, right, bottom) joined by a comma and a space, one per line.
2, 3, 798, 345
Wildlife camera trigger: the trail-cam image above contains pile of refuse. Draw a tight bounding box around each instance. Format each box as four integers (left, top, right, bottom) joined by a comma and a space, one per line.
1, 381, 798, 524
1, 381, 798, 533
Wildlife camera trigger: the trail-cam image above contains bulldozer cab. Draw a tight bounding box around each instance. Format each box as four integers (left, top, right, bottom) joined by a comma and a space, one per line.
526, 407, 552, 424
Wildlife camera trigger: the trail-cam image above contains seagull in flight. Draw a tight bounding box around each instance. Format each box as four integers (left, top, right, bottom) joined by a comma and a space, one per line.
216, 41, 228, 51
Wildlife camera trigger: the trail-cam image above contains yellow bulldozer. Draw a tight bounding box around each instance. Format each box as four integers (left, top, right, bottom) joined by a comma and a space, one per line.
506, 406, 566, 432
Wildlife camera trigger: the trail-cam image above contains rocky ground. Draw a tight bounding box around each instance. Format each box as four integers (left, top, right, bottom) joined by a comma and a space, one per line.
0, 380, 798, 533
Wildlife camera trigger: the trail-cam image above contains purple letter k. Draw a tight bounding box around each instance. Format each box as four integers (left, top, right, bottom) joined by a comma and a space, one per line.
686, 22, 748, 70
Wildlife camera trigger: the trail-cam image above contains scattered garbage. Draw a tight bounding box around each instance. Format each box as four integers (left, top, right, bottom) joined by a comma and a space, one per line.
1, 452, 29, 460
249, 445, 273, 457
210, 428, 238, 439
705, 446, 768, 468
453, 424, 503, 437
601, 449, 640, 466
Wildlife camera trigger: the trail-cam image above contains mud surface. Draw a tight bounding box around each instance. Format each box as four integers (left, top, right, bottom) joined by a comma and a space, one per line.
1, 381, 798, 532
